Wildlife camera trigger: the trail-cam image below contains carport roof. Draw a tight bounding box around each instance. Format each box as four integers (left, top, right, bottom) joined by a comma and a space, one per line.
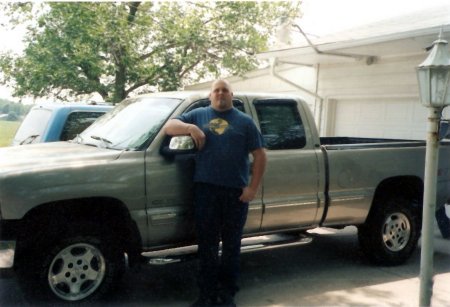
257, 5, 450, 65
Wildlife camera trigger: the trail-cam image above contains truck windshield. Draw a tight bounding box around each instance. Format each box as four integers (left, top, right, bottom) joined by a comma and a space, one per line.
79, 97, 181, 150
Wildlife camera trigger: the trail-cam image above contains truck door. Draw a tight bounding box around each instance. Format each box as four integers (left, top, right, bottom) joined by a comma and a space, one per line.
253, 99, 320, 231
145, 98, 263, 246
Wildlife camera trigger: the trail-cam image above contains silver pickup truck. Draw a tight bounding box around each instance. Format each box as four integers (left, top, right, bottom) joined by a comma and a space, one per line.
1, 91, 449, 303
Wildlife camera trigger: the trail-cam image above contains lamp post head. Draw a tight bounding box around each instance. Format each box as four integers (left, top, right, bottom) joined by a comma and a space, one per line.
417, 30, 450, 108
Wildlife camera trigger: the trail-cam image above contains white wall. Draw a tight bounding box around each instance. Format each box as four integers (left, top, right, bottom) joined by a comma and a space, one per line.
185, 65, 319, 115
317, 54, 428, 139
186, 65, 316, 93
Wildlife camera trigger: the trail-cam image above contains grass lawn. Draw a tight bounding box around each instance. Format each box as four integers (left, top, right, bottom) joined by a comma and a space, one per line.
0, 120, 20, 147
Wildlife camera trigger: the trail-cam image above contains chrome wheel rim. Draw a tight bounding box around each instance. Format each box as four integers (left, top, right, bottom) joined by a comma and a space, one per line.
48, 243, 106, 301
382, 212, 411, 252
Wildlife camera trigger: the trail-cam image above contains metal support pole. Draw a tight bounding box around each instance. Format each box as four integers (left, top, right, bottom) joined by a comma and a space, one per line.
419, 106, 442, 306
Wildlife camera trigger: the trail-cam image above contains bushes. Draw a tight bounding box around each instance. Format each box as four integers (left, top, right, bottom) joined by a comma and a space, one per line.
6, 111, 18, 121
0, 99, 31, 119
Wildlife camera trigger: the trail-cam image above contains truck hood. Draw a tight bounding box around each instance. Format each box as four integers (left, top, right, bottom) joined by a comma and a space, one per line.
0, 141, 123, 174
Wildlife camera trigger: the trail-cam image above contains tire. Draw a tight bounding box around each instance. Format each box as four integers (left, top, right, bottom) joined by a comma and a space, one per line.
15, 225, 125, 303
358, 196, 420, 265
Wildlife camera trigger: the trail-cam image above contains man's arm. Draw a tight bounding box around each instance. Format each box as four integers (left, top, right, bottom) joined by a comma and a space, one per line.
239, 147, 267, 203
164, 119, 206, 150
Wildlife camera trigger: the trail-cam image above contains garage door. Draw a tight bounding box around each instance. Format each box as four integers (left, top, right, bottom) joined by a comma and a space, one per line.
332, 97, 428, 140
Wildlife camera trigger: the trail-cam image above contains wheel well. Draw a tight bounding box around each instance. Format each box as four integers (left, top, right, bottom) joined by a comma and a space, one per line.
368, 176, 423, 219
19, 197, 143, 266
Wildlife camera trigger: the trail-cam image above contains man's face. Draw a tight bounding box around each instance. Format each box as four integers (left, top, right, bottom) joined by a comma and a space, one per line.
209, 80, 233, 111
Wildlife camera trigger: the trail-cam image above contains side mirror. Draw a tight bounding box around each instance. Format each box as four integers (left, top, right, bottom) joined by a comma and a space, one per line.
161, 135, 196, 158
169, 135, 195, 151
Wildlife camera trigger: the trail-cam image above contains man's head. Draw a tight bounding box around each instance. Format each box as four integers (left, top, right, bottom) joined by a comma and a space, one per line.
209, 79, 233, 112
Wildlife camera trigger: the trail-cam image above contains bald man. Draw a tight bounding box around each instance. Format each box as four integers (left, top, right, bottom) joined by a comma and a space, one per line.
164, 80, 266, 306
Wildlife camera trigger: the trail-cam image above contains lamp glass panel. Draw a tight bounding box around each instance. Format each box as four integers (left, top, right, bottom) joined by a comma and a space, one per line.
430, 67, 450, 106
417, 67, 431, 106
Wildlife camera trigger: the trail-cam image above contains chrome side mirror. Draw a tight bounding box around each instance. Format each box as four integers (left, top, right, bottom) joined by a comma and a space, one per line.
169, 135, 195, 150
161, 135, 196, 158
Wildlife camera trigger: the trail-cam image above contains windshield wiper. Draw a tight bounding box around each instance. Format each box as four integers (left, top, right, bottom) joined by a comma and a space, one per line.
90, 135, 113, 148
74, 134, 101, 148
20, 134, 39, 145
91, 135, 112, 144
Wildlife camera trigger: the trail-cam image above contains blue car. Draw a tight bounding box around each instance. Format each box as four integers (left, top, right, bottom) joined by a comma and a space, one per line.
12, 103, 113, 145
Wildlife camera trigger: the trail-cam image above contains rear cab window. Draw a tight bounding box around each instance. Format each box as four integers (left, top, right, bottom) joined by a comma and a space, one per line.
253, 99, 306, 150
60, 111, 105, 141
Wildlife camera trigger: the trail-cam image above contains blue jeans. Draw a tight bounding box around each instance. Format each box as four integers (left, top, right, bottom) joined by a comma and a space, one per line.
194, 183, 249, 299
436, 205, 450, 239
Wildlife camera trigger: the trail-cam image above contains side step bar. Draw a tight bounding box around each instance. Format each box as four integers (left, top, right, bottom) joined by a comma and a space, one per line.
144, 233, 313, 265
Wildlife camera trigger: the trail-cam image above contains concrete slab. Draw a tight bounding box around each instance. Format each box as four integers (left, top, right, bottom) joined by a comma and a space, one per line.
236, 226, 450, 307
1, 225, 449, 306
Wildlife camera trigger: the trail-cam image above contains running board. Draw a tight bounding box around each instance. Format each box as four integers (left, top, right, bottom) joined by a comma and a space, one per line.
144, 233, 313, 266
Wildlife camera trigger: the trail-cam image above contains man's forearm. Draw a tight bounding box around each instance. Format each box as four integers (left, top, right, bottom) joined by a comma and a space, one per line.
249, 148, 267, 191
164, 119, 195, 136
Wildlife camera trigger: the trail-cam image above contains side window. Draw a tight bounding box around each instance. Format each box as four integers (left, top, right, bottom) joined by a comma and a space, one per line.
254, 99, 306, 150
185, 99, 245, 113
60, 111, 105, 141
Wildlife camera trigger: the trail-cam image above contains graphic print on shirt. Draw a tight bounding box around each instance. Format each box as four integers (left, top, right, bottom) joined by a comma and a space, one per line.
208, 118, 229, 135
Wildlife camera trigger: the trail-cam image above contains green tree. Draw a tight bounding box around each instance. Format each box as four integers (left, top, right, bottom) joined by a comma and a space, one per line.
0, 2, 300, 104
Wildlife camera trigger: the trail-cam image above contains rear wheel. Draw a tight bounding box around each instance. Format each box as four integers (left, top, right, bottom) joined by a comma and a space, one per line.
358, 196, 420, 265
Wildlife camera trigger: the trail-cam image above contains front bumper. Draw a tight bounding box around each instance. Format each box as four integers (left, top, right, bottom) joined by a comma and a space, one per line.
0, 241, 15, 268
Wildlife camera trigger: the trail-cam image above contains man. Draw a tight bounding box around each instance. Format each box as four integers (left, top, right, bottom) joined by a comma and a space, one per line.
164, 79, 267, 306
436, 205, 450, 239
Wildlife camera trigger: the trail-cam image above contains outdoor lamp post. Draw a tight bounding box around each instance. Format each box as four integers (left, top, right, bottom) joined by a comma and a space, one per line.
416, 31, 450, 307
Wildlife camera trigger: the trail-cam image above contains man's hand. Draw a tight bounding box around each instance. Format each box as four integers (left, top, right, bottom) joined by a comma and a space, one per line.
239, 186, 257, 203
188, 125, 206, 150
239, 148, 266, 203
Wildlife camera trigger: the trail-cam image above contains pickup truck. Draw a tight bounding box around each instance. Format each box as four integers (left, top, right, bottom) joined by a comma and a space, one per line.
11, 103, 113, 145
1, 91, 449, 303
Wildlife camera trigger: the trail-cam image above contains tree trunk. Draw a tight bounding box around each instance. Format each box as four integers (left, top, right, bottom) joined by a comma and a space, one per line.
113, 62, 127, 104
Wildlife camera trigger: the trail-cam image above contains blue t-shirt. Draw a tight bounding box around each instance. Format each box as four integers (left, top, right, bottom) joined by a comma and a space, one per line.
177, 106, 264, 188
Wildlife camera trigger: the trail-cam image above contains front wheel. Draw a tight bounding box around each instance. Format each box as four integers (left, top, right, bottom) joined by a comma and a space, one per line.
47, 240, 108, 301
16, 232, 125, 303
358, 197, 420, 265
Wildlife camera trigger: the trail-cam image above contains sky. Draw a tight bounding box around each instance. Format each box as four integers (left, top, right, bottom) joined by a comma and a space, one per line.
1, 0, 450, 101
300, 0, 450, 36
